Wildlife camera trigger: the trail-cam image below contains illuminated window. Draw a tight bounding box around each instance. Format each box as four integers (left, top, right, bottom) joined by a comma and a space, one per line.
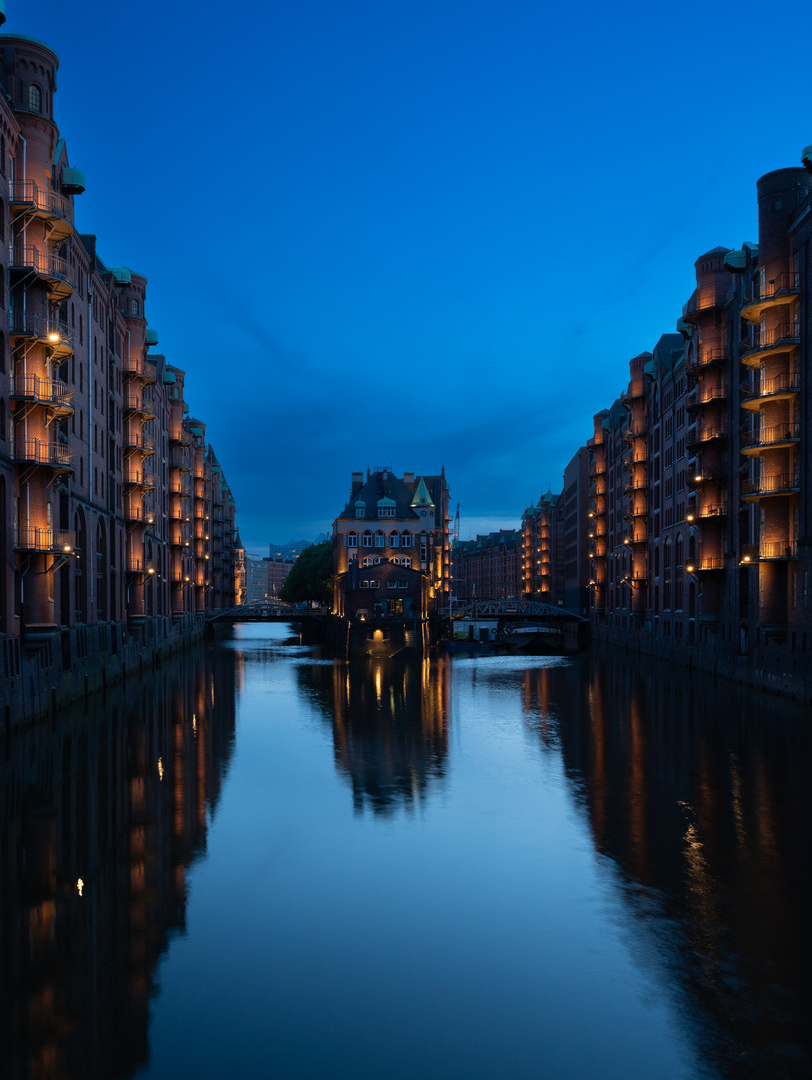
369, 580, 379, 589
28, 84, 42, 113
360, 580, 369, 589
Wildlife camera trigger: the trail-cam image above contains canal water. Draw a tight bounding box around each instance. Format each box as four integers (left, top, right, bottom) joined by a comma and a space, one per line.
2, 623, 810, 1080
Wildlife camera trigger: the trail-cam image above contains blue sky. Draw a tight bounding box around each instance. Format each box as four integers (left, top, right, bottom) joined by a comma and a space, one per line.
17, 0, 812, 550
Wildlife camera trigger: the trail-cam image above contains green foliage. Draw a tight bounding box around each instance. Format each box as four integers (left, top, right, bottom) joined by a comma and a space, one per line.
279, 540, 333, 604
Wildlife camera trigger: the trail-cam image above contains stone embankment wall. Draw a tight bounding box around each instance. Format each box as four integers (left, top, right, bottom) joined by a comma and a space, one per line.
2, 617, 228, 729
591, 623, 812, 706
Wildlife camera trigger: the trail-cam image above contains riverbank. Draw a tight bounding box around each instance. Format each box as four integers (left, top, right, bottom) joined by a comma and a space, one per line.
591, 621, 812, 706
1, 616, 230, 729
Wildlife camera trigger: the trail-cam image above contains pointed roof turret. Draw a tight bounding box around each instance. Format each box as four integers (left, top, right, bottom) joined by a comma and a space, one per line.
234, 530, 244, 551
411, 476, 434, 508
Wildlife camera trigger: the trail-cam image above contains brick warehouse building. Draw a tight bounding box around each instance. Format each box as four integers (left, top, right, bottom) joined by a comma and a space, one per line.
332, 467, 450, 623
584, 146, 812, 696
0, 30, 237, 717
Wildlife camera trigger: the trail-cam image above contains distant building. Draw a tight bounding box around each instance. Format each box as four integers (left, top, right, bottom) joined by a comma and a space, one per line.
454, 530, 519, 602
332, 467, 450, 620
520, 488, 564, 603
562, 447, 590, 614
267, 556, 294, 597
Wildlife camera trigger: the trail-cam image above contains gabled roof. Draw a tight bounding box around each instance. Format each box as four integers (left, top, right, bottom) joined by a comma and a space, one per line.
410, 476, 435, 508
338, 470, 429, 522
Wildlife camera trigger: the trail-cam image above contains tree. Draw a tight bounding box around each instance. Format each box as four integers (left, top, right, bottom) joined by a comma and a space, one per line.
279, 540, 333, 604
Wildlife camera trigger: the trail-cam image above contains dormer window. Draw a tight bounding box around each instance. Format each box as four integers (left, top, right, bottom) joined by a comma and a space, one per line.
355, 501, 365, 518
377, 497, 396, 518
28, 85, 42, 113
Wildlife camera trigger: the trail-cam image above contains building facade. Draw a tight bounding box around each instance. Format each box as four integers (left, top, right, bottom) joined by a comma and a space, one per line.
0, 30, 237, 715
582, 148, 812, 695
332, 467, 450, 621
454, 529, 519, 603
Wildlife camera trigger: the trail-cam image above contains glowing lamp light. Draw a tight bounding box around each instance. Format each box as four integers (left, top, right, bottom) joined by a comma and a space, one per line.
623, 538, 630, 545
686, 564, 695, 573
742, 555, 751, 563
686, 514, 695, 522
63, 544, 72, 552
77, 878, 84, 896
695, 475, 702, 482
148, 567, 155, 575
48, 331, 60, 343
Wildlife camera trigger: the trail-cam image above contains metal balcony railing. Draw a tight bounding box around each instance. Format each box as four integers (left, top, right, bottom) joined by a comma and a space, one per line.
745, 322, 800, 354
14, 527, 75, 552
760, 540, 798, 560
126, 557, 157, 574
750, 371, 800, 399
686, 347, 727, 372
9, 180, 74, 226
682, 288, 728, 319
9, 245, 73, 287
696, 502, 727, 519
12, 437, 74, 467
741, 271, 800, 307
124, 432, 156, 452
124, 393, 156, 415
742, 472, 800, 496
687, 383, 726, 408
687, 423, 727, 446
12, 374, 74, 409
125, 506, 156, 524
124, 470, 157, 488
8, 311, 75, 350
123, 355, 157, 381
742, 422, 800, 448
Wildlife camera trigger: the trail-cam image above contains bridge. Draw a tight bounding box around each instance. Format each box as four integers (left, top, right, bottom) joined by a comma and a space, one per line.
206, 600, 327, 623
450, 599, 588, 622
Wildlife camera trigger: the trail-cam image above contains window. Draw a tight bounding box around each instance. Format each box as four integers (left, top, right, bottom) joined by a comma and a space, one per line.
362, 531, 372, 547
131, 299, 139, 316
373, 557, 381, 564
355, 503, 365, 518
362, 557, 372, 567
402, 557, 411, 568
391, 557, 400, 565
387, 581, 397, 589
401, 531, 412, 548
360, 580, 369, 589
389, 531, 399, 547
369, 580, 379, 589
347, 531, 357, 547
398, 580, 408, 589
378, 504, 395, 517
374, 530, 385, 548
28, 84, 42, 113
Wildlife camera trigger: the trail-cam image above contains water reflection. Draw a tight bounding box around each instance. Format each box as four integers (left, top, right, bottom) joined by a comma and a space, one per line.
0, 644, 238, 1080
516, 652, 812, 1078
299, 654, 451, 814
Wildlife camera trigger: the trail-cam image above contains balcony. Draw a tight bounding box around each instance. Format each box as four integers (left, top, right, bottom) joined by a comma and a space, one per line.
8, 312, 75, 358
622, 448, 648, 466
741, 472, 800, 499
682, 286, 729, 323
124, 432, 156, 453
687, 557, 725, 572
760, 540, 798, 560
741, 322, 800, 367
124, 469, 157, 489
9, 179, 74, 242
11, 374, 74, 416
622, 420, 648, 441
125, 506, 156, 524
741, 421, 800, 455
694, 501, 727, 520
9, 245, 74, 302
169, 450, 191, 472
12, 437, 74, 471
124, 393, 156, 419
169, 429, 192, 446
686, 383, 726, 412
126, 558, 157, 574
686, 423, 727, 450
741, 370, 800, 410
686, 347, 728, 375
13, 527, 75, 553
123, 355, 157, 384
740, 272, 800, 322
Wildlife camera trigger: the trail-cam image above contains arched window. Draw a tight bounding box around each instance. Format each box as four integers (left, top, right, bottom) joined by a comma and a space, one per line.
664, 539, 671, 569
346, 531, 357, 548
362, 556, 372, 567
389, 531, 399, 548
131, 299, 139, 316
675, 534, 683, 568
402, 557, 411, 568
373, 557, 381, 565
401, 531, 412, 548
0, 400, 5, 440
654, 546, 659, 575
28, 84, 42, 113
374, 530, 385, 548
390, 557, 400, 565
361, 531, 372, 548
